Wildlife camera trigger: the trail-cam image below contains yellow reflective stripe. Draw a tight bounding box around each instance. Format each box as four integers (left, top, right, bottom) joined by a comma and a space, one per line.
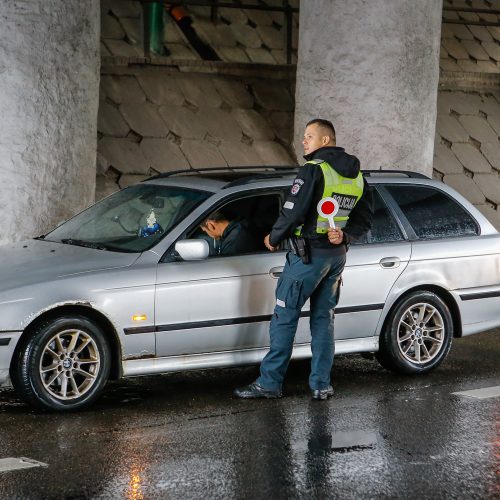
316, 220, 347, 233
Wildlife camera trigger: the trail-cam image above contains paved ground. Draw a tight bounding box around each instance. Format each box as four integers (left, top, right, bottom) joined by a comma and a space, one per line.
0, 330, 499, 499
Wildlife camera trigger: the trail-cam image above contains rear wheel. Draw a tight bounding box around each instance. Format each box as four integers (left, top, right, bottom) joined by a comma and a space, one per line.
12, 316, 111, 411
376, 291, 453, 374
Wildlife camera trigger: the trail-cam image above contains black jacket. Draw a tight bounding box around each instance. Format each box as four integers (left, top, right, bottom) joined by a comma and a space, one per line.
269, 146, 373, 255
216, 219, 259, 256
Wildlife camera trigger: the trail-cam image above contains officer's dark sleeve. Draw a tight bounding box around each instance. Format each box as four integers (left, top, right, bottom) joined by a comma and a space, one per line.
269, 165, 318, 247
343, 184, 374, 246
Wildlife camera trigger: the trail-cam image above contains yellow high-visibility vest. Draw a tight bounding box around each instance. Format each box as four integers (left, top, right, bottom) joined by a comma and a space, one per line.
295, 159, 364, 236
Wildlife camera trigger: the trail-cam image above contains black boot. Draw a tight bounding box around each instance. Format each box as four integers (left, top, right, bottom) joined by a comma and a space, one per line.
234, 382, 282, 399
311, 385, 334, 400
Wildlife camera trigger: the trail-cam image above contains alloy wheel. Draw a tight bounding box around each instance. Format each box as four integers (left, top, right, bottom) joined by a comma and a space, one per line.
39, 329, 101, 400
396, 302, 445, 364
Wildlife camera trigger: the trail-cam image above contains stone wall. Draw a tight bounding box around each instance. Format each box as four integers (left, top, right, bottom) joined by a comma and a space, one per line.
434, 88, 500, 229
97, 63, 296, 199
441, 0, 500, 72
436, 0, 500, 230
97, 0, 299, 199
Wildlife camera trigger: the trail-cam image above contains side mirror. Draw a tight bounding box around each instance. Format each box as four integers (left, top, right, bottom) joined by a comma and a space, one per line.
175, 239, 210, 261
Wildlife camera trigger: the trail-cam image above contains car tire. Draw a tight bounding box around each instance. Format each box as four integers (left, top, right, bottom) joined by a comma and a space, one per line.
376, 291, 453, 375
12, 316, 111, 411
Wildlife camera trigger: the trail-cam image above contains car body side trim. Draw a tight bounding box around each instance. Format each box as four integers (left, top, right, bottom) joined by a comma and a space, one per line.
122, 337, 380, 377
0, 338, 11, 346
156, 314, 273, 332
459, 290, 500, 301
335, 303, 385, 314
123, 303, 385, 335
123, 326, 156, 335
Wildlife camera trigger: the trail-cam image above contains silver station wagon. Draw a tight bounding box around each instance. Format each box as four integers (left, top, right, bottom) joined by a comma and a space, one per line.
1, 167, 499, 410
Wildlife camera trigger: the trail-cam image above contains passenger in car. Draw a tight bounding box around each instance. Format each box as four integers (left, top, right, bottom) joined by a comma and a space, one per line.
199, 211, 260, 256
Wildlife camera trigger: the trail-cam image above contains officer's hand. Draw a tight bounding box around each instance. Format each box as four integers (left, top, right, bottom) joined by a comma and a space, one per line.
328, 227, 344, 245
264, 234, 276, 252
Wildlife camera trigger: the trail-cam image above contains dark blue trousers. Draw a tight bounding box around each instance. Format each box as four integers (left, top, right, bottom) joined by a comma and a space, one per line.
257, 251, 346, 391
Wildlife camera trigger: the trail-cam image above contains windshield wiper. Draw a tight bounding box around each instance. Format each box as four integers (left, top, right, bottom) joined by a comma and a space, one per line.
60, 239, 130, 252
60, 238, 108, 250
92, 242, 129, 252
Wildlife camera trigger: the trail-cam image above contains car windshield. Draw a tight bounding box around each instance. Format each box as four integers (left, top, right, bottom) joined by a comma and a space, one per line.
44, 184, 211, 253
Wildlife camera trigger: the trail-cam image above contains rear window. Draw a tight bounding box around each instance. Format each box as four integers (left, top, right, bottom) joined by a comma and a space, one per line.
386, 185, 479, 239
354, 189, 404, 244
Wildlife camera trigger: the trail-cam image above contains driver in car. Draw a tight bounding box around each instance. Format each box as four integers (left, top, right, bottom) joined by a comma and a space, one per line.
200, 211, 259, 256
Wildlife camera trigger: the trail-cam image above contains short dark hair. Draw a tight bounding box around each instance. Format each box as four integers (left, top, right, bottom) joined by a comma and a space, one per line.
200, 210, 228, 227
306, 118, 336, 141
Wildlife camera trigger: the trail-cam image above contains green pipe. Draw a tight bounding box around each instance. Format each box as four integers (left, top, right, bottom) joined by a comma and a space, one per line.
145, 2, 164, 56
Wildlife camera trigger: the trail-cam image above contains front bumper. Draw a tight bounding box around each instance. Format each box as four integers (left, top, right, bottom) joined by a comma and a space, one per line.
0, 331, 23, 387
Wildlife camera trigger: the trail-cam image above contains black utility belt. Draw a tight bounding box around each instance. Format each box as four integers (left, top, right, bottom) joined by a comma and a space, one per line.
296, 236, 331, 247
288, 236, 310, 264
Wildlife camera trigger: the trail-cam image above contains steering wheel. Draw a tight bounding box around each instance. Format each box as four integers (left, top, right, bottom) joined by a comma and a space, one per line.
111, 214, 143, 235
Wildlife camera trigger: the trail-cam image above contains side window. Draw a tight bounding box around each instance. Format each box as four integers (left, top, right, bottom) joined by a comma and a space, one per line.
353, 189, 404, 244
370, 190, 405, 243
187, 193, 282, 257
386, 185, 479, 239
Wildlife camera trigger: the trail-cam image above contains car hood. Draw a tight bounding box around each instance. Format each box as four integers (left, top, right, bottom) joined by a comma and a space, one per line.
0, 239, 141, 294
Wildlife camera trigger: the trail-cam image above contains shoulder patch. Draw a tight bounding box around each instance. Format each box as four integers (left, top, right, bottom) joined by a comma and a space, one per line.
291, 178, 304, 196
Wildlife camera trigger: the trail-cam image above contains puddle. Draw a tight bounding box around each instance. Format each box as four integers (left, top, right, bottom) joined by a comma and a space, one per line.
293, 430, 378, 454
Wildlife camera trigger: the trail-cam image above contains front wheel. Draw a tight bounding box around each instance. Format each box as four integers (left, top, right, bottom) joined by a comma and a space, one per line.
12, 316, 111, 411
376, 291, 453, 375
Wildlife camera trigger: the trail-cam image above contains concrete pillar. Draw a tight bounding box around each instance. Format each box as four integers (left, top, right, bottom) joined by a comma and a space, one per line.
0, 1, 100, 245
295, 0, 442, 175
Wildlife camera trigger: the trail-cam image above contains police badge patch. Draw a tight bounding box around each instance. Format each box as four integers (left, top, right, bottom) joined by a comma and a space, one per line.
291, 178, 304, 196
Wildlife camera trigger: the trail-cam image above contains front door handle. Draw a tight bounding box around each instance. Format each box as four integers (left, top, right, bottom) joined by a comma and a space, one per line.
269, 266, 284, 278
379, 257, 401, 269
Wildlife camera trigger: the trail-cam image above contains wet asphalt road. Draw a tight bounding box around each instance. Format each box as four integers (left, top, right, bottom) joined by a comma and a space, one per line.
0, 331, 499, 500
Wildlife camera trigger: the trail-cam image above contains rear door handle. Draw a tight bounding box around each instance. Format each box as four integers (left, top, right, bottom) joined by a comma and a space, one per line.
379, 257, 401, 268
269, 266, 284, 278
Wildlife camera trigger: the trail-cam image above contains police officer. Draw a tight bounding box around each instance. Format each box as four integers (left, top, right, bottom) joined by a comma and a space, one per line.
234, 118, 373, 400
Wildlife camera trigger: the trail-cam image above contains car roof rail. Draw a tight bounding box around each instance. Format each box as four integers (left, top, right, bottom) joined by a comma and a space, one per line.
362, 169, 430, 179
145, 165, 299, 181
145, 167, 429, 184
222, 170, 300, 189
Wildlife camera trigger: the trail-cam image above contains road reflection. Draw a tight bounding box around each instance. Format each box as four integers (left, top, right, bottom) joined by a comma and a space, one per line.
127, 464, 145, 500
0, 332, 498, 499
